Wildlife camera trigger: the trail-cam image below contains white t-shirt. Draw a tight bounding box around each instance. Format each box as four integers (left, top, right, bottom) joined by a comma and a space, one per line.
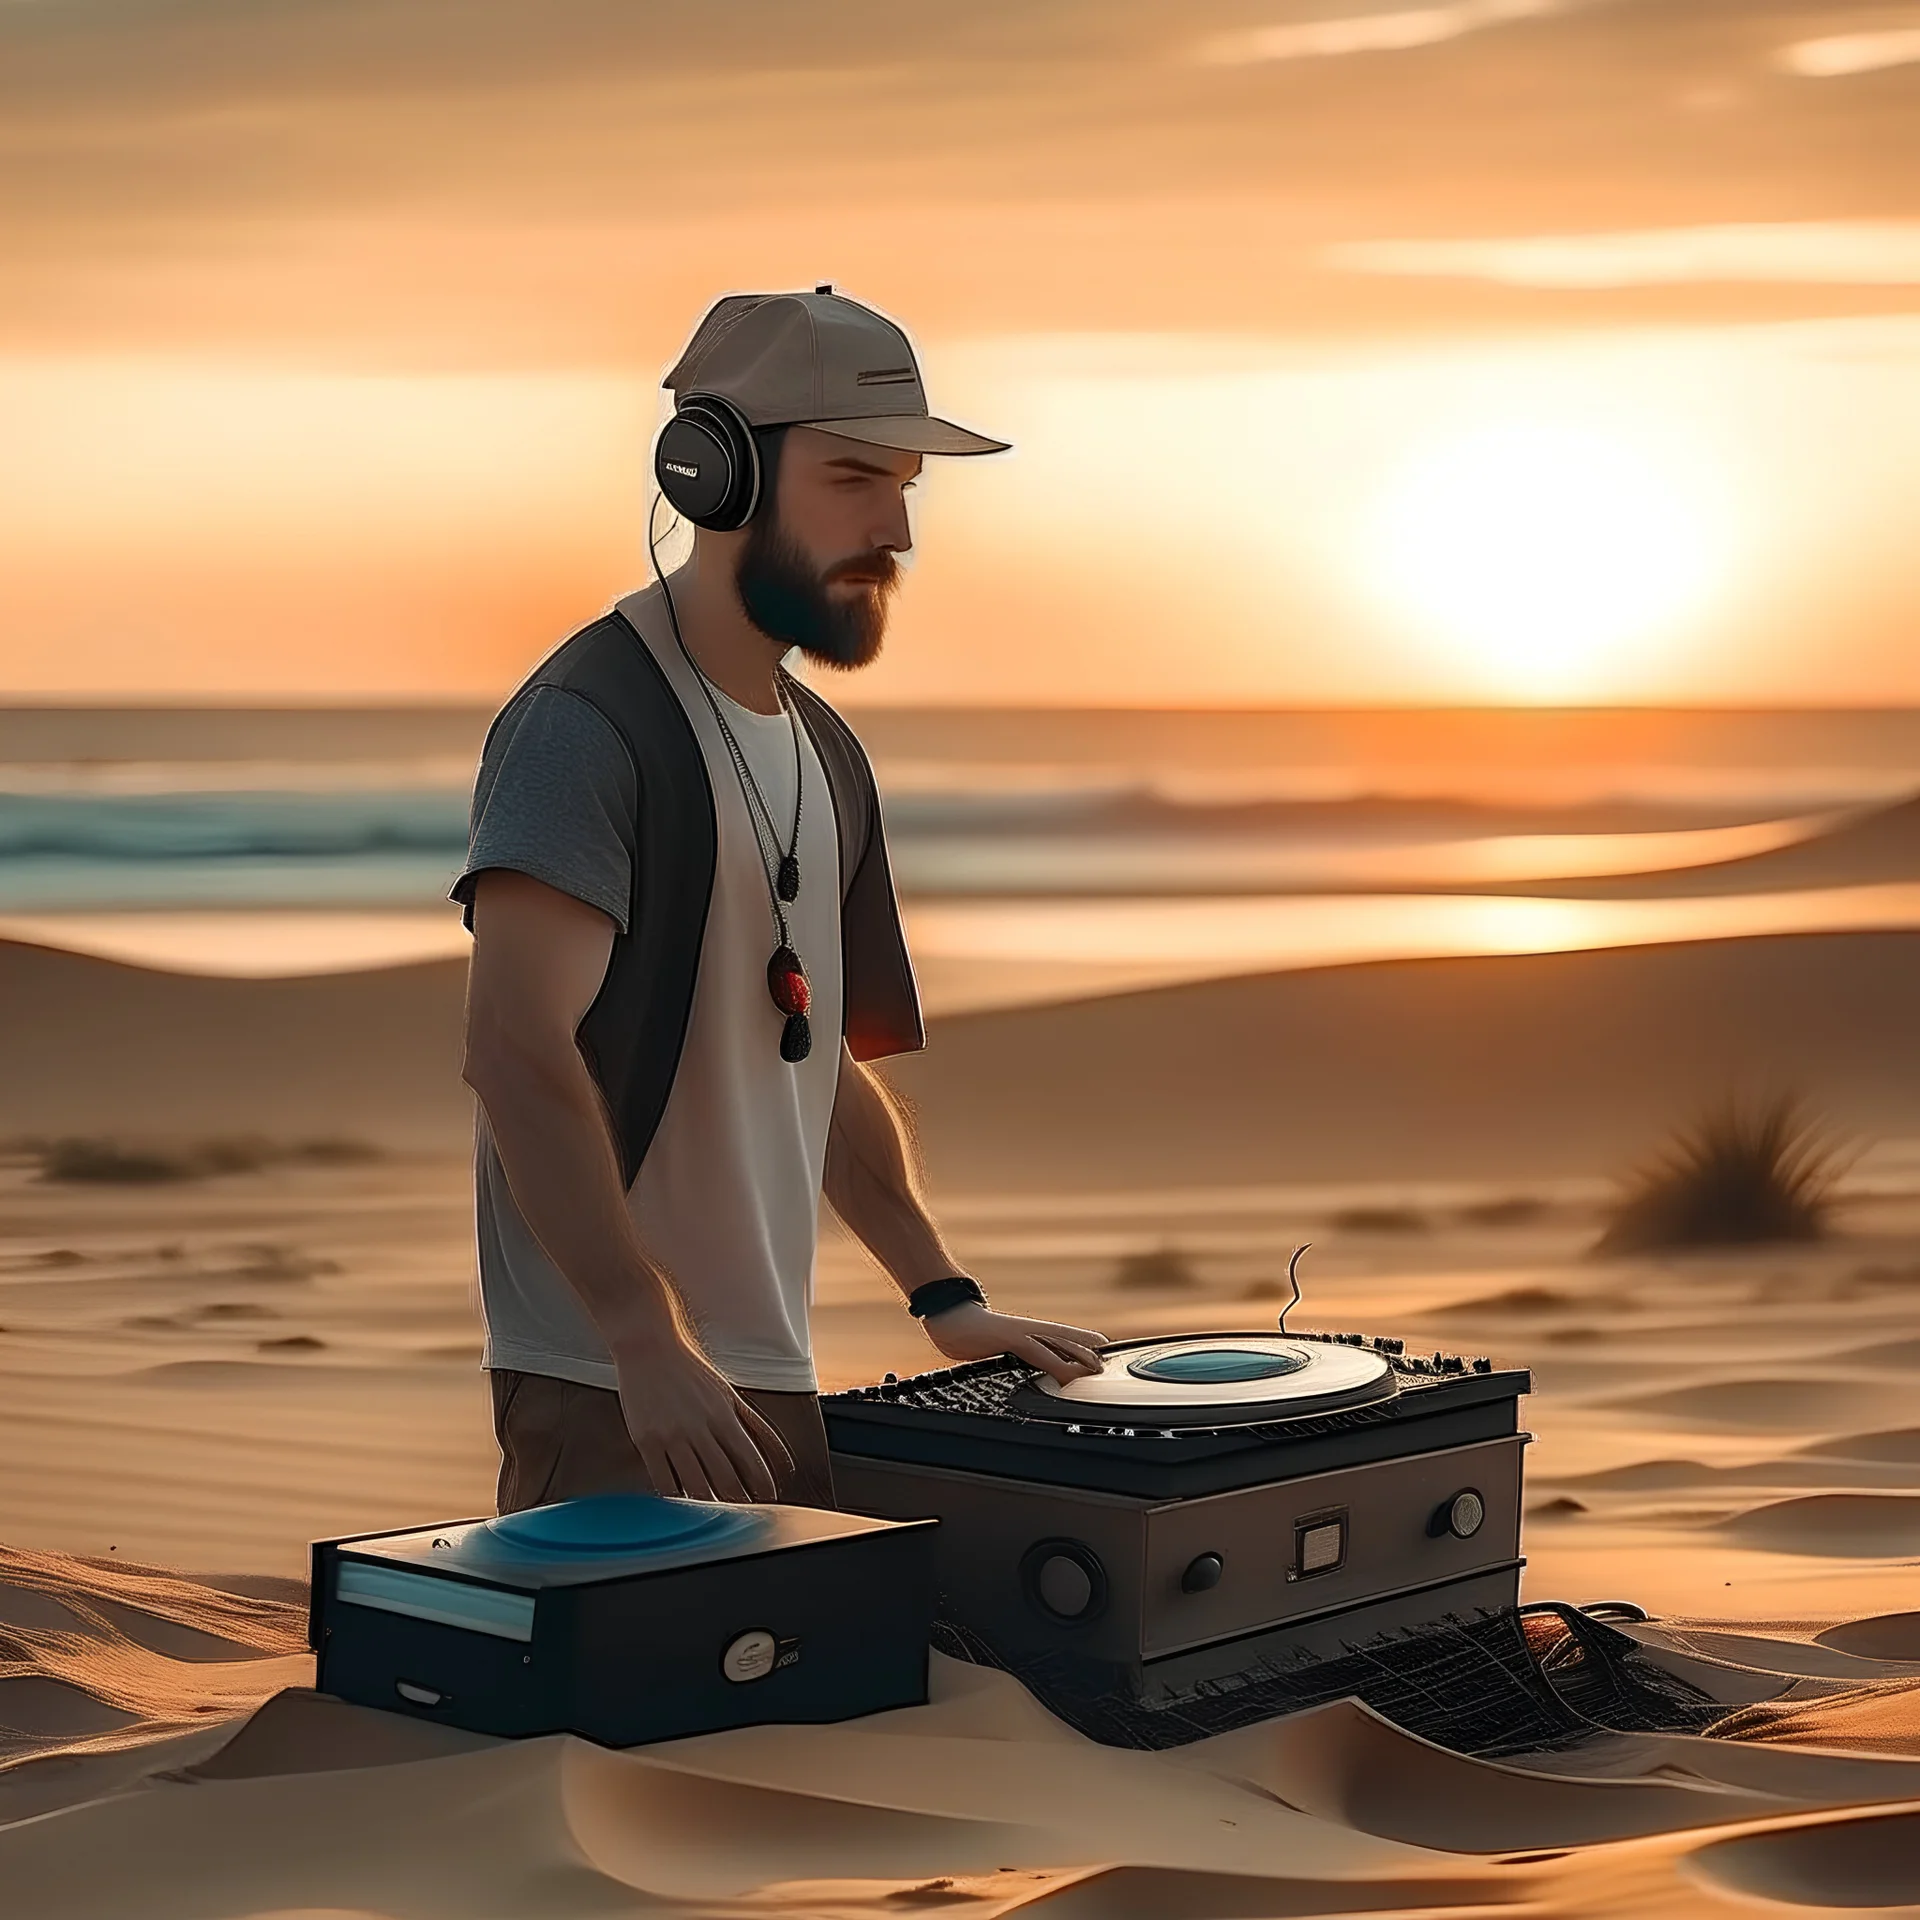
464, 592, 844, 1392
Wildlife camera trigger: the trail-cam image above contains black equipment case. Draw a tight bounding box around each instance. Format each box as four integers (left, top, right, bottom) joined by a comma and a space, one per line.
310, 1495, 937, 1746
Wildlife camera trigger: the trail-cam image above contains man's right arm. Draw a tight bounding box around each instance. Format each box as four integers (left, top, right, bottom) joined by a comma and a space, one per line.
461, 868, 787, 1502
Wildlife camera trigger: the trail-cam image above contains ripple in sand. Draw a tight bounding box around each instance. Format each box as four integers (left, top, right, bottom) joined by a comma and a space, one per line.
1693, 1805, 1920, 1908
1797, 1428, 1920, 1465
1607, 1377, 1906, 1432
1816, 1335, 1920, 1371
1719, 1493, 1920, 1557
1815, 1612, 1920, 1660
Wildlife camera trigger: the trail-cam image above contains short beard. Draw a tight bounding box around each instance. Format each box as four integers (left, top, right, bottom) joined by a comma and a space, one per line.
734, 517, 898, 671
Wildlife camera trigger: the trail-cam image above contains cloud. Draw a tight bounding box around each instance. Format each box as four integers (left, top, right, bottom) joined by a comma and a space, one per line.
1329, 222, 1920, 288
1194, 0, 1559, 66
1775, 28, 1920, 79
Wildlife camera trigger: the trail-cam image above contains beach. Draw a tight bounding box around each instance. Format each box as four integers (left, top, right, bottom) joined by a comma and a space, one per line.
4, 708, 1920, 1914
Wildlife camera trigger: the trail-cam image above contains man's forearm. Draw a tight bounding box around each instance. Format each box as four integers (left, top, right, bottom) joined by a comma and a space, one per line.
823, 1060, 960, 1295
472, 1037, 683, 1353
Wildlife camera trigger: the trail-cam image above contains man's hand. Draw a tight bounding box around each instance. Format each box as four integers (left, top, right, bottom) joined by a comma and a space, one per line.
611, 1334, 794, 1503
922, 1301, 1108, 1383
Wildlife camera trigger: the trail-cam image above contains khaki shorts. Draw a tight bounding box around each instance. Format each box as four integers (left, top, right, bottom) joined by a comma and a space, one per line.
489, 1368, 837, 1514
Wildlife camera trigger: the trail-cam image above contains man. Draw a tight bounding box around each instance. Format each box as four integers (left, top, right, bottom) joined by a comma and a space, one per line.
456, 287, 1106, 1513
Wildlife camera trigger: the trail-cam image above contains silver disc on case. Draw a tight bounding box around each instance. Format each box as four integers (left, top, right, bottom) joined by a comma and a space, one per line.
1019, 1334, 1398, 1426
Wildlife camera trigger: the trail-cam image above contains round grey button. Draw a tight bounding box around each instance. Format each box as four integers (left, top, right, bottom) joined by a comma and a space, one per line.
721, 1629, 777, 1682
1037, 1553, 1094, 1618
1447, 1490, 1486, 1539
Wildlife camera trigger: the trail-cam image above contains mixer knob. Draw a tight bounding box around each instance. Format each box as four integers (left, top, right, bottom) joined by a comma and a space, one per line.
1180, 1552, 1225, 1594
1472, 1357, 1492, 1373
1024, 1540, 1108, 1623
1429, 1488, 1487, 1539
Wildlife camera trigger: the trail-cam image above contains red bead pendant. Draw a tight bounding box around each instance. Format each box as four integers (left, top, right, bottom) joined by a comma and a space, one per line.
767, 945, 811, 1018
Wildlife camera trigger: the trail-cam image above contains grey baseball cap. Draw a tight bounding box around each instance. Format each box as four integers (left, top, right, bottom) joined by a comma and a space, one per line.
663, 287, 1009, 457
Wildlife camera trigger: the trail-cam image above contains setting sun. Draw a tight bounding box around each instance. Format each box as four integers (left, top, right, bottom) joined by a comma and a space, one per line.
1366, 422, 1731, 699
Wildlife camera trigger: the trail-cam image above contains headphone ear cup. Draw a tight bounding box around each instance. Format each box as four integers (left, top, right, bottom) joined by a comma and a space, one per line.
654, 396, 760, 531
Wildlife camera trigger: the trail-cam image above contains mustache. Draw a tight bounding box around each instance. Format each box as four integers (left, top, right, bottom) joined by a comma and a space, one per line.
824, 549, 901, 588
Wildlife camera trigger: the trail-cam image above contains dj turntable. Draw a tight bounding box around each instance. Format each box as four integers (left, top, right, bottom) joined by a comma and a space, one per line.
823, 1322, 1531, 1715
310, 1493, 935, 1746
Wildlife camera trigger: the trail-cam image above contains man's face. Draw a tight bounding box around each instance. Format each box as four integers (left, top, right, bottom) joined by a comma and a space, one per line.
733, 427, 921, 670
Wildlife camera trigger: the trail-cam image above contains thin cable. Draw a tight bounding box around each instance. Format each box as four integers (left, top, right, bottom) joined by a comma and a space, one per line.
645, 495, 804, 946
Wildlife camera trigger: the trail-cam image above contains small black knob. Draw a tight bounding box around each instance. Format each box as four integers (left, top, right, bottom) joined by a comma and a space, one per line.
1181, 1552, 1225, 1594
1023, 1540, 1108, 1624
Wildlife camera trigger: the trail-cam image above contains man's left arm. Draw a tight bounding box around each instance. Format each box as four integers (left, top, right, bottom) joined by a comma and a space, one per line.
824, 1048, 1107, 1383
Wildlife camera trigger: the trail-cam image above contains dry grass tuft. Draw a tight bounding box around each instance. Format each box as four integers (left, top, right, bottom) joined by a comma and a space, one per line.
1595, 1096, 1850, 1257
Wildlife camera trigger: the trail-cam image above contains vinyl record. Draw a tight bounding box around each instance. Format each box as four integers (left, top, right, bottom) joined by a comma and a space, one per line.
1012, 1333, 1398, 1427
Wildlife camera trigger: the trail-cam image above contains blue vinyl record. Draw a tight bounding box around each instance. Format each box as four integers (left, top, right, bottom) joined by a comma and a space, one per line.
482, 1493, 767, 1560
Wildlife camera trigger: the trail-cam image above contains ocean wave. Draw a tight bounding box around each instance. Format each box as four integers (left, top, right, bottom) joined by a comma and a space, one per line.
0, 792, 470, 863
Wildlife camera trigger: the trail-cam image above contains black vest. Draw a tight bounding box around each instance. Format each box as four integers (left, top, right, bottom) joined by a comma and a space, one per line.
493, 607, 923, 1187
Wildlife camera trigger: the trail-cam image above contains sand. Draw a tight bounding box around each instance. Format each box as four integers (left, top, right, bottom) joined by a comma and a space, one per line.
6, 928, 1920, 1914
6, 927, 1919, 1182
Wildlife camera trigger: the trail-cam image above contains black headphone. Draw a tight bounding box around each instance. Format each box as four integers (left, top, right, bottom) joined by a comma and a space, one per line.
653, 391, 762, 532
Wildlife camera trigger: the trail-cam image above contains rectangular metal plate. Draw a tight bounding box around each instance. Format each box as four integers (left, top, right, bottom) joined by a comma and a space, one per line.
335, 1560, 536, 1642
1141, 1434, 1526, 1657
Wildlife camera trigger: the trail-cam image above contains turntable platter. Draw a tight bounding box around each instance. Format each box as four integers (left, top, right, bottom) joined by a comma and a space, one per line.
1014, 1334, 1398, 1427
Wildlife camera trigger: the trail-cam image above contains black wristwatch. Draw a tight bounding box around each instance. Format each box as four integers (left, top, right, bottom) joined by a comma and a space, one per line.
907, 1275, 989, 1319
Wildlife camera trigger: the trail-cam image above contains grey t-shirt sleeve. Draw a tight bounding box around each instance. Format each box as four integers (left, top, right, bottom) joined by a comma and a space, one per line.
451, 684, 637, 932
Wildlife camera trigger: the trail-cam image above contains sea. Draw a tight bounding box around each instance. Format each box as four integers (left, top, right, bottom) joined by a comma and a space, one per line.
2, 705, 1917, 1014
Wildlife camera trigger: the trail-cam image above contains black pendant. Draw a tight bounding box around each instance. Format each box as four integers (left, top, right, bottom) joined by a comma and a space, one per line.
780, 1012, 813, 1062
776, 853, 800, 903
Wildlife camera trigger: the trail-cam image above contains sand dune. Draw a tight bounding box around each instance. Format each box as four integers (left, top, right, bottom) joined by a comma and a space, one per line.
1818, 1613, 1920, 1661
0, 937, 468, 1148
1804, 1429, 1920, 1464
8, 1544, 1920, 1918
7, 918, 1920, 1908
5, 930, 1919, 1190
1694, 1804, 1920, 1908
1516, 792, 1920, 900
1180, 1698, 1795, 1850
889, 931, 1920, 1192
1602, 1378, 1914, 1434
1719, 1493, 1920, 1558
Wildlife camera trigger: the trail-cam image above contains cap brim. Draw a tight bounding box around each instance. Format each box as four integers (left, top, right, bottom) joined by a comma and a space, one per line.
799, 414, 1010, 456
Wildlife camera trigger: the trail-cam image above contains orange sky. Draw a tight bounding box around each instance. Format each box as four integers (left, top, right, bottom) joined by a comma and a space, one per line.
2, 1, 1916, 704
